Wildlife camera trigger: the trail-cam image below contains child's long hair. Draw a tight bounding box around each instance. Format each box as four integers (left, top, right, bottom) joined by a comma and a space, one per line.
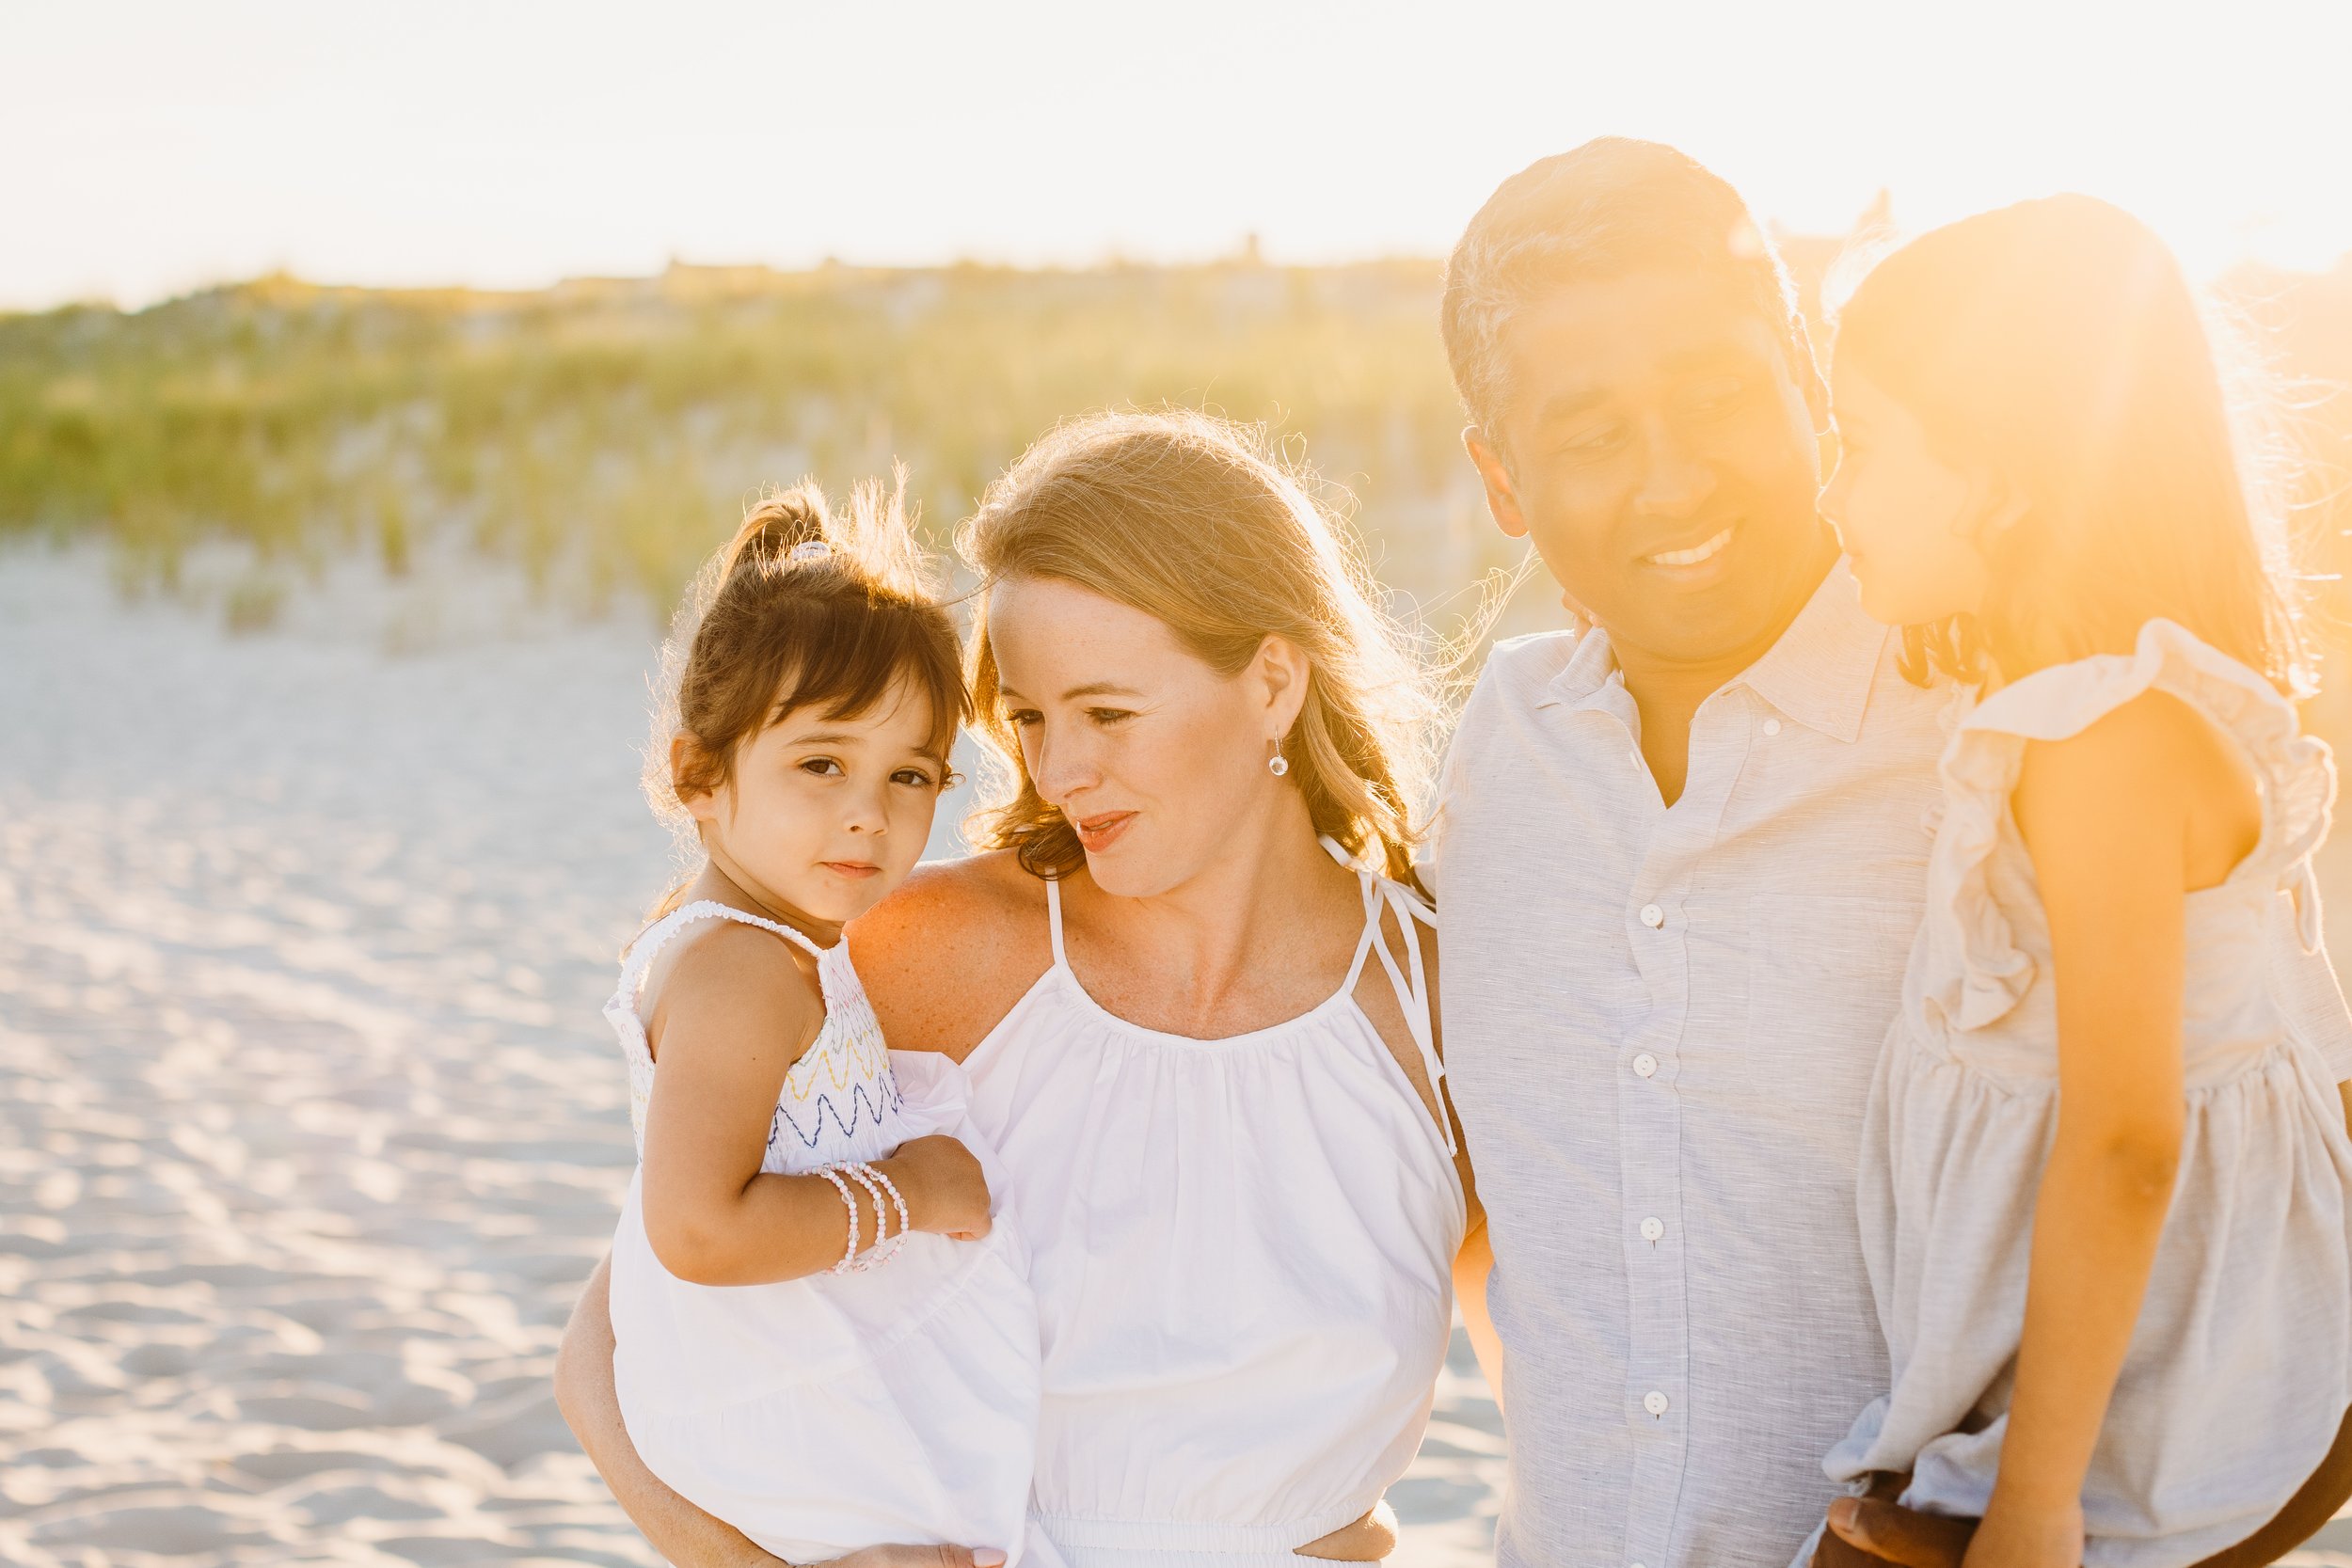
956, 410, 1438, 888
1833, 195, 2306, 693
644, 471, 969, 917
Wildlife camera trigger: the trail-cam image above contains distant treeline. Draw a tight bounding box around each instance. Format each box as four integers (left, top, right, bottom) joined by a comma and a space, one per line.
3, 248, 2347, 623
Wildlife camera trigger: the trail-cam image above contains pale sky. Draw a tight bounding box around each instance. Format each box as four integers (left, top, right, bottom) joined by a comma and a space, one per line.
6, 0, 2349, 311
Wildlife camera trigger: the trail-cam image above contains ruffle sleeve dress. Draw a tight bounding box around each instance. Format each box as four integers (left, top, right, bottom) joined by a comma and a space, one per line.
1826, 621, 2352, 1567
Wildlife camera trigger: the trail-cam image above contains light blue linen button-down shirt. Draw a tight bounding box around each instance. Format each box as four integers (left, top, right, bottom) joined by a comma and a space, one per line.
1435, 563, 1950, 1568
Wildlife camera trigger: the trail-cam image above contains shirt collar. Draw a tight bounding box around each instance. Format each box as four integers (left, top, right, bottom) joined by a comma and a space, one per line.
1535, 560, 1890, 743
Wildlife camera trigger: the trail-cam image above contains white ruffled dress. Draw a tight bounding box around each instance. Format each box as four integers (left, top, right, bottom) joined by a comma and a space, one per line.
605, 901, 1051, 1568
1827, 621, 2352, 1568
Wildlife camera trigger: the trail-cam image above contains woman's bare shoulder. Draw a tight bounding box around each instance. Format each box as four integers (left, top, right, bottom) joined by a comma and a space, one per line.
847, 850, 1055, 1060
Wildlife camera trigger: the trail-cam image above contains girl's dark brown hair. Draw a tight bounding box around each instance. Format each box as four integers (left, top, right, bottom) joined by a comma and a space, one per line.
1832, 194, 2305, 693
644, 471, 970, 914
955, 410, 1438, 887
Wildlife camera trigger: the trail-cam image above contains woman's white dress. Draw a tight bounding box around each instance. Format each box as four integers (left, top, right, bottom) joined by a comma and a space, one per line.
605, 900, 1048, 1567
1826, 622, 2352, 1566
961, 846, 1466, 1568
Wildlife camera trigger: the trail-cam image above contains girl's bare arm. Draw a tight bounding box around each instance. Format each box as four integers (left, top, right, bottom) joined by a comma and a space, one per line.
1978, 694, 2234, 1567
640, 924, 990, 1285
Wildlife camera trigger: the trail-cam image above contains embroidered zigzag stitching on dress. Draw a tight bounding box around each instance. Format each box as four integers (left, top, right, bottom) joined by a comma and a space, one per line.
768, 1074, 904, 1152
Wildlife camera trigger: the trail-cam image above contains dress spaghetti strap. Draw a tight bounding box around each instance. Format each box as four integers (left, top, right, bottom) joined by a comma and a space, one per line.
618, 899, 833, 1002
1044, 878, 1069, 967
1327, 839, 1454, 1157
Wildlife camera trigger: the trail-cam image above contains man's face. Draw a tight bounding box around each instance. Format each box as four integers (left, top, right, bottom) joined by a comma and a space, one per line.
1470, 268, 1834, 667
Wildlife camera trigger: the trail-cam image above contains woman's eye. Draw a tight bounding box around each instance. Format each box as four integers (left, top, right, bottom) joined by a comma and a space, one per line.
800, 757, 844, 777
1005, 708, 1041, 729
1087, 707, 1136, 726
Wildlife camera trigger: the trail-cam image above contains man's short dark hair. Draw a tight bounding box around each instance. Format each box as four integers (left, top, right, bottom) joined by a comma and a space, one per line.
1440, 137, 1812, 438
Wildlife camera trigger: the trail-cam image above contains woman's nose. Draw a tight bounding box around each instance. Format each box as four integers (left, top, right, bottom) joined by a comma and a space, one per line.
1029, 727, 1097, 801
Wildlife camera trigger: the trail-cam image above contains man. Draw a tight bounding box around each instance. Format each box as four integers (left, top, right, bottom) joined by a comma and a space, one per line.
1434, 138, 1949, 1568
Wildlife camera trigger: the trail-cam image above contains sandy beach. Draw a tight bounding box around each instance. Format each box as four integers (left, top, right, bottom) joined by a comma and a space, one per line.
0, 545, 1503, 1568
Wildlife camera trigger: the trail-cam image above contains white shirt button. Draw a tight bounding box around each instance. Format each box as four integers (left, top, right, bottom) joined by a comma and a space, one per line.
1762, 717, 1784, 736
1639, 903, 1664, 928
1644, 1389, 1670, 1417
1632, 1053, 1658, 1078
1640, 1216, 1664, 1243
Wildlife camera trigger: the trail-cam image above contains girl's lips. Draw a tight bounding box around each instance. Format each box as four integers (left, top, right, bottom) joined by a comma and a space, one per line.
821, 861, 882, 879
1074, 812, 1135, 852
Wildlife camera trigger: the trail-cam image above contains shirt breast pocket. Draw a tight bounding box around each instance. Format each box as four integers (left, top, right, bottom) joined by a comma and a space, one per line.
1745, 894, 1923, 1081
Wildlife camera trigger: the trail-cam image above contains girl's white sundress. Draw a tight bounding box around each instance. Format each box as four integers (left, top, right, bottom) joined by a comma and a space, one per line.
1827, 620, 2352, 1567
605, 900, 1050, 1568
961, 841, 1467, 1568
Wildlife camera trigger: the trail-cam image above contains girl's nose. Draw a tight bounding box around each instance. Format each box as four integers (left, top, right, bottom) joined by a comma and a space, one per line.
842, 784, 889, 834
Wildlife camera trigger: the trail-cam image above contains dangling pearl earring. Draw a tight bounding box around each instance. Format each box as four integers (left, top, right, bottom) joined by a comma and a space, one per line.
1267, 739, 1290, 778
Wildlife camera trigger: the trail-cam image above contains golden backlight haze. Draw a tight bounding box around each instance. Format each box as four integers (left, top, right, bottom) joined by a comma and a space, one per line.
4, 0, 2349, 309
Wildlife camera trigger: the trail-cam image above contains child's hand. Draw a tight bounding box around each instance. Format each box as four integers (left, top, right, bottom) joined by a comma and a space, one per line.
880, 1135, 993, 1241
1961, 1498, 2081, 1568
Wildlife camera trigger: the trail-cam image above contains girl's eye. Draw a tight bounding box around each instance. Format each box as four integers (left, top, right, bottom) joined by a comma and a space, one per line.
890, 768, 937, 788
1685, 376, 1747, 414
800, 757, 845, 777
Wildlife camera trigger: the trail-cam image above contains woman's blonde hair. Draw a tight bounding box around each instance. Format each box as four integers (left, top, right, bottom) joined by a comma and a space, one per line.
956, 410, 1438, 886
1832, 195, 2307, 693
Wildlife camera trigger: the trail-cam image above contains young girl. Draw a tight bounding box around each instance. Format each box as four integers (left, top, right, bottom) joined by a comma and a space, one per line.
603, 478, 1045, 1567
1819, 195, 2352, 1568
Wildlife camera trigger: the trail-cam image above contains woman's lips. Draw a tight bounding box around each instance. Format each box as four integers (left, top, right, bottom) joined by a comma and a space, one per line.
1074, 812, 1135, 852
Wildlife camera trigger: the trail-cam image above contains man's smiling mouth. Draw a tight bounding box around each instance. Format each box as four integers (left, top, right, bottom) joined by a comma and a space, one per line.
1643, 525, 1735, 568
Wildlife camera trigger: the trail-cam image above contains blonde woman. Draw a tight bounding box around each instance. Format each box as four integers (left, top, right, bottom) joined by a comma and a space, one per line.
557, 411, 1486, 1568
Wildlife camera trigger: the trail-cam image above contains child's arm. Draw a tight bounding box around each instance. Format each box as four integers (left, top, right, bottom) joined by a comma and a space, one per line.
1973, 693, 2231, 1568
639, 923, 990, 1286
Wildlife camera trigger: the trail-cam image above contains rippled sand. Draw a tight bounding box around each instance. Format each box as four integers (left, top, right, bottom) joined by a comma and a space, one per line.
0, 546, 1504, 1568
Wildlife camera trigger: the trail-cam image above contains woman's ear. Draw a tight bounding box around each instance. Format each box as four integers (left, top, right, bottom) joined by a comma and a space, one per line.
1254, 633, 1312, 736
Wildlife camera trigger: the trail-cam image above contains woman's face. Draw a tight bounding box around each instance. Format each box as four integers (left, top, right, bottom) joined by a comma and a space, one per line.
1820, 360, 1992, 629
988, 576, 1297, 899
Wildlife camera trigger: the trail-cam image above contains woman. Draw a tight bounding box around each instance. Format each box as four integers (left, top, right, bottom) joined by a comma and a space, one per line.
555, 410, 1488, 1568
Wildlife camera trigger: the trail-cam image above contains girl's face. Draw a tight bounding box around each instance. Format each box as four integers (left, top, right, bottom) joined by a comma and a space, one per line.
682, 675, 948, 928
1820, 360, 1994, 629
988, 576, 1302, 901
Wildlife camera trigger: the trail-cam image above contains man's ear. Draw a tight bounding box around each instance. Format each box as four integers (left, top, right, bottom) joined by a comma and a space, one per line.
1463, 426, 1531, 541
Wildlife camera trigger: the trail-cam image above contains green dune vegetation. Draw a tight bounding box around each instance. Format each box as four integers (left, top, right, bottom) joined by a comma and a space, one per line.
3, 245, 2349, 641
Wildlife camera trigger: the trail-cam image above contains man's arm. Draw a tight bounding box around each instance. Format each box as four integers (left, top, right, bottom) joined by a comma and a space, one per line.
554, 1254, 787, 1568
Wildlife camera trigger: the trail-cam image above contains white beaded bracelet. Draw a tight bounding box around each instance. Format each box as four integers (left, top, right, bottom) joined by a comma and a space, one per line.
812, 1165, 861, 1275
839, 1164, 892, 1272
855, 1162, 912, 1267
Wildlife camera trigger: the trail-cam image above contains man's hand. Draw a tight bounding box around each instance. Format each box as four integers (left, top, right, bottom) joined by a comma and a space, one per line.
1822, 1485, 1976, 1568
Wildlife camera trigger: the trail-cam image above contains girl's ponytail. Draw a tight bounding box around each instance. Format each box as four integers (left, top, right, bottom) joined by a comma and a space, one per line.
720, 485, 834, 579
